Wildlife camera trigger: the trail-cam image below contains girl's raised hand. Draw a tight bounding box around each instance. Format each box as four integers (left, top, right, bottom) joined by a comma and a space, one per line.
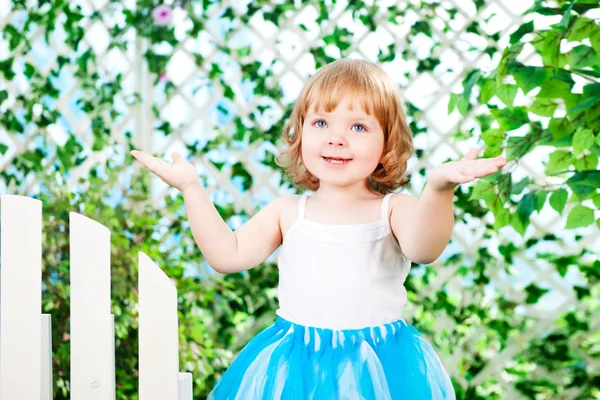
426, 148, 507, 192
130, 150, 201, 192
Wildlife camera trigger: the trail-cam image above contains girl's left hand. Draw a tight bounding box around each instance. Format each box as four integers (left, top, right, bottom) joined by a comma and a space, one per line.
426, 148, 507, 192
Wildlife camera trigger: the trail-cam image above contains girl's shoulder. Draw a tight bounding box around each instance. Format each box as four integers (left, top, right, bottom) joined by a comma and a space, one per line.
263, 194, 302, 216
277, 193, 303, 218
276, 194, 303, 238
387, 192, 418, 220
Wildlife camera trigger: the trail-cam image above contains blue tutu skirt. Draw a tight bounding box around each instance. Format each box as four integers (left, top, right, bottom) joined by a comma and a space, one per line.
208, 317, 456, 399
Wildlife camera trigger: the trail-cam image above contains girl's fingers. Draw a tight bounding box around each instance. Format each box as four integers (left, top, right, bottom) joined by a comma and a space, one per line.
131, 150, 168, 175
457, 174, 474, 183
463, 148, 481, 161
462, 153, 505, 166
132, 151, 153, 170
172, 152, 183, 163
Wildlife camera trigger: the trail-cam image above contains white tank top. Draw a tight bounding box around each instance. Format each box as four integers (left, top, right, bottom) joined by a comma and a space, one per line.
276, 193, 411, 330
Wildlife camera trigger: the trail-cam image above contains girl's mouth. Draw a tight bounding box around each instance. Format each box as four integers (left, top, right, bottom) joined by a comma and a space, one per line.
322, 156, 352, 165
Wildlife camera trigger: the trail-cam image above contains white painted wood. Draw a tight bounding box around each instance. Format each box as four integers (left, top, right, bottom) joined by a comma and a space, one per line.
69, 212, 115, 400
0, 194, 42, 400
138, 252, 179, 400
42, 314, 53, 400
178, 373, 192, 400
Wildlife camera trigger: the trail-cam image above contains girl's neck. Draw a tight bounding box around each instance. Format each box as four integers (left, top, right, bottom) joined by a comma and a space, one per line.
310, 181, 380, 203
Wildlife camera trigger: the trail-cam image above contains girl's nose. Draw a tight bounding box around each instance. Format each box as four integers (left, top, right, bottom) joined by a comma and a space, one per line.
328, 136, 346, 146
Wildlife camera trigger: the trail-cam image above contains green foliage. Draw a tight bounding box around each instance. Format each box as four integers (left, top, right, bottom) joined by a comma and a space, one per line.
449, 0, 600, 397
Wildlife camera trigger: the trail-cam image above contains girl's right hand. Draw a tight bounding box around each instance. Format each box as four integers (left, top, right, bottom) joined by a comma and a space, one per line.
130, 150, 201, 192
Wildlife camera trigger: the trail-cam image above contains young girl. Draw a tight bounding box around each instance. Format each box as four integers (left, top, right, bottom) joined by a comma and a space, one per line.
131, 58, 506, 399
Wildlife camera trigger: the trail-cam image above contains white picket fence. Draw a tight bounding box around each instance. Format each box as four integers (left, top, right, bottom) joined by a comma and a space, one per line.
0, 194, 193, 399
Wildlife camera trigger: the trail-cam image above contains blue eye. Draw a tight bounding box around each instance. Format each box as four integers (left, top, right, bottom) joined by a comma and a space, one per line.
315, 120, 327, 128
352, 124, 366, 132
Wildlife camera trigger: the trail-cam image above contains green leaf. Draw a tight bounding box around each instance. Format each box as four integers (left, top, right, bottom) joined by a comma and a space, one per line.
479, 78, 496, 104
498, 173, 513, 201
469, 180, 497, 202
223, 84, 235, 100
496, 84, 518, 107
566, 170, 600, 200
530, 97, 557, 117
569, 45, 600, 69
489, 199, 511, 230
592, 193, 600, 210
573, 285, 591, 300
3, 25, 22, 51
549, 117, 575, 140
231, 162, 253, 190
457, 96, 469, 117
24, 62, 36, 79
491, 106, 529, 131
557, 1, 576, 28
517, 191, 538, 224
572, 69, 600, 79
511, 177, 531, 196
497, 42, 525, 85
547, 150, 574, 175
509, 20, 534, 44
565, 205, 595, 229
537, 191, 549, 213
567, 17, 599, 42
462, 70, 480, 100
549, 189, 568, 215
539, 30, 569, 68
567, 96, 600, 116
591, 29, 600, 54
411, 20, 432, 37
512, 66, 551, 95
574, 154, 599, 172
510, 208, 528, 236
573, 128, 594, 156
481, 128, 506, 147
0, 58, 15, 80
537, 79, 572, 99
507, 129, 541, 161
580, 82, 599, 97
448, 92, 458, 114
524, 283, 549, 304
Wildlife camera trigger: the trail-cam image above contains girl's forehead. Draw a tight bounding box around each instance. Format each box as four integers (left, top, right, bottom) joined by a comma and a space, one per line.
306, 97, 373, 116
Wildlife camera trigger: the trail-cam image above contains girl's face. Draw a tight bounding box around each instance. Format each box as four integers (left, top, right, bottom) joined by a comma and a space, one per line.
301, 96, 385, 189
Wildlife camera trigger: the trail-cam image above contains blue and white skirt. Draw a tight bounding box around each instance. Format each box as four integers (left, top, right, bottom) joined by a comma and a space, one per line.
209, 317, 455, 399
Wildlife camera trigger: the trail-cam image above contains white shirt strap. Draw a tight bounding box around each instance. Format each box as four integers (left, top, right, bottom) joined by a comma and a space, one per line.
381, 193, 394, 220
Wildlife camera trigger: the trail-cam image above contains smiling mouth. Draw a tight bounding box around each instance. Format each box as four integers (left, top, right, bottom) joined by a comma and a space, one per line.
322, 156, 352, 164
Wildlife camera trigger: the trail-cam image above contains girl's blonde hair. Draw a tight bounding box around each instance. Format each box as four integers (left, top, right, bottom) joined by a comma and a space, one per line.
276, 58, 415, 194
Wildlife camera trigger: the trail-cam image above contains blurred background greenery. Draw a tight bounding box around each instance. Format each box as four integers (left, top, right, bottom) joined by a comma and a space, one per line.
0, 0, 599, 398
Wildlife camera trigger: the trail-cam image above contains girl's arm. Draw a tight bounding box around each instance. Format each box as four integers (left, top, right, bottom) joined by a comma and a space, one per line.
391, 148, 506, 264
130, 150, 283, 274
390, 186, 454, 265
181, 183, 284, 274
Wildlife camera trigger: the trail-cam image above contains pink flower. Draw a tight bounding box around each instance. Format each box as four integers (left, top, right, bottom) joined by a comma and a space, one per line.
152, 4, 173, 26
159, 72, 170, 83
